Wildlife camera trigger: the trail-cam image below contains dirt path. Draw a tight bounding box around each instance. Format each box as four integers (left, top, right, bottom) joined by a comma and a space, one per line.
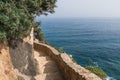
34, 50, 64, 80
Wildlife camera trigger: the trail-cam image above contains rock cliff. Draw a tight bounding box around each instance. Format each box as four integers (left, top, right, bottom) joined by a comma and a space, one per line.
0, 28, 102, 80
0, 43, 17, 80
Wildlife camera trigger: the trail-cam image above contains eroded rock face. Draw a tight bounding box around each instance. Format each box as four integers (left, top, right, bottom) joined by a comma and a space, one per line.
0, 28, 38, 80
9, 39, 38, 80
9, 40, 36, 76
9, 28, 38, 80
0, 43, 17, 80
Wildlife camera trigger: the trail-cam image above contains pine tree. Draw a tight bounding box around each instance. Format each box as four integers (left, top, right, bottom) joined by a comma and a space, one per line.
0, 0, 56, 42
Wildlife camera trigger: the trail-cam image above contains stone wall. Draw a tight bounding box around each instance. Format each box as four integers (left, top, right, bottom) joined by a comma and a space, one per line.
34, 42, 102, 80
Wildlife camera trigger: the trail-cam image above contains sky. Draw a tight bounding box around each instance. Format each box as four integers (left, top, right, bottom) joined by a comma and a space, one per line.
38, 0, 120, 18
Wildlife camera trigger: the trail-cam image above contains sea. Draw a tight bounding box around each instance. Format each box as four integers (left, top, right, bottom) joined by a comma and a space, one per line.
37, 18, 120, 80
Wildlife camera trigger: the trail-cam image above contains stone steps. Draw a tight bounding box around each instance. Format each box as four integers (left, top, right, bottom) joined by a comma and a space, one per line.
34, 50, 64, 80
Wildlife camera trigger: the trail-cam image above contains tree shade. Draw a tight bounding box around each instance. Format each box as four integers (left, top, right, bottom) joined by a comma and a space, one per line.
0, 0, 56, 42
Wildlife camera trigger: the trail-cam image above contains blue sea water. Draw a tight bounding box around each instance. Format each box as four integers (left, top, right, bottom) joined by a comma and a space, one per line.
39, 18, 120, 80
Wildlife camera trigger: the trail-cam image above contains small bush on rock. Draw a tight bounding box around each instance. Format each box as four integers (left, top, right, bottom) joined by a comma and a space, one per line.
57, 47, 65, 53
86, 66, 107, 79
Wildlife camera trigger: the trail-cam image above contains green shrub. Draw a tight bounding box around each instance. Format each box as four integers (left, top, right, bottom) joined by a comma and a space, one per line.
57, 47, 64, 53
86, 66, 107, 79
0, 0, 57, 43
34, 26, 45, 42
0, 32, 6, 41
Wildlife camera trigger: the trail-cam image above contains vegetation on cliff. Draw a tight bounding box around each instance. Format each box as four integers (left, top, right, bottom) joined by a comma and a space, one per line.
0, 0, 57, 43
34, 23, 45, 42
86, 60, 107, 79
86, 66, 107, 79
57, 47, 65, 53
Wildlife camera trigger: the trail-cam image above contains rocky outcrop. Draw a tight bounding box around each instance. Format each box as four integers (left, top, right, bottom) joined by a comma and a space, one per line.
0, 28, 39, 80
0, 40, 102, 80
34, 42, 102, 80
9, 28, 37, 80
0, 43, 17, 80
9, 40, 36, 76
0, 26, 102, 80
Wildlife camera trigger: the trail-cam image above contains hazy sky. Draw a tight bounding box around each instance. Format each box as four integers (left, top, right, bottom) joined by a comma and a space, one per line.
40, 0, 120, 18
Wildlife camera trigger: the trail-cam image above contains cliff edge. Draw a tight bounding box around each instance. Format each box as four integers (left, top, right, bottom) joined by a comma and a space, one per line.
0, 28, 102, 80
